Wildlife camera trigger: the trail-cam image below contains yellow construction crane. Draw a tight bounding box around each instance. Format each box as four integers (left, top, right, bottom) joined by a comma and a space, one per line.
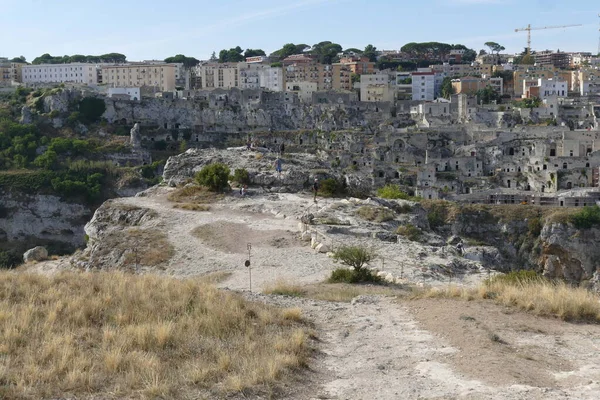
515, 24, 583, 55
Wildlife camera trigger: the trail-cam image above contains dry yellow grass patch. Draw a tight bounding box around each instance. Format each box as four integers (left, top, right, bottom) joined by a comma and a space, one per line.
263, 281, 404, 303
122, 228, 175, 268
413, 280, 600, 322
167, 185, 224, 204
172, 203, 211, 211
0, 271, 311, 399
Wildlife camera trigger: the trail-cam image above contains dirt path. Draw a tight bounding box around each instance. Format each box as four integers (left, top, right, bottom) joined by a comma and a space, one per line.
30, 189, 600, 399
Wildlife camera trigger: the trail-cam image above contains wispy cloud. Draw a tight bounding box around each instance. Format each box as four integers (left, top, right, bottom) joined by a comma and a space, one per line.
120, 0, 346, 54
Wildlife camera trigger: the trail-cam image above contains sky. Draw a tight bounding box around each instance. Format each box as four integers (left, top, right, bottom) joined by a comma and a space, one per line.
1, 0, 599, 62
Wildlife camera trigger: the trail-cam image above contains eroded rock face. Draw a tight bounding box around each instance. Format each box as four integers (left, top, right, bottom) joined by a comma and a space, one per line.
538, 223, 600, 284
82, 201, 160, 270
0, 192, 90, 248
23, 246, 48, 262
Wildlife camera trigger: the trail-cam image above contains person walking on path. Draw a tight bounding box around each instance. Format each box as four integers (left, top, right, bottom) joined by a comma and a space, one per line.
313, 178, 319, 202
279, 142, 285, 156
274, 157, 283, 177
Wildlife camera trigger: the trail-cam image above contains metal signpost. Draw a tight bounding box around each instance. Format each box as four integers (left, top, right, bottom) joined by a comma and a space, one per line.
245, 243, 252, 292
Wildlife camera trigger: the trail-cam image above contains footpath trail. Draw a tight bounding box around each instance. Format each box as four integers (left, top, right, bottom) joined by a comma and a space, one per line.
31, 188, 600, 399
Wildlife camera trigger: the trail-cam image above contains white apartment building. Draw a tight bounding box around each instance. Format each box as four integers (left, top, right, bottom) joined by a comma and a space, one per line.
285, 81, 317, 103
22, 63, 99, 85
239, 63, 283, 92
102, 64, 177, 92
107, 87, 141, 101
412, 69, 442, 101
538, 78, 567, 99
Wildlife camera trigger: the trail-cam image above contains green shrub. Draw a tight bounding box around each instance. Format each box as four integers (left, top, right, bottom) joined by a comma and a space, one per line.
328, 268, 382, 284
427, 208, 447, 229
318, 178, 345, 197
153, 140, 167, 151
527, 217, 543, 236
396, 224, 422, 242
486, 270, 544, 286
377, 184, 410, 200
571, 205, 600, 229
78, 97, 106, 123
333, 245, 374, 272
356, 206, 394, 222
231, 168, 250, 185
0, 250, 21, 269
195, 163, 230, 192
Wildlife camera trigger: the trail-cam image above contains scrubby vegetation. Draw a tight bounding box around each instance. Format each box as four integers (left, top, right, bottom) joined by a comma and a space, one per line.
195, 163, 230, 192
356, 206, 395, 223
570, 205, 600, 229
377, 184, 410, 200
318, 177, 346, 197
329, 245, 382, 283
0, 271, 311, 399
396, 224, 422, 242
230, 168, 250, 185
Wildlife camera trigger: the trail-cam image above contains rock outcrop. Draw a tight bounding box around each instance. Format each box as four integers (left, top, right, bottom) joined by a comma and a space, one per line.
23, 246, 48, 262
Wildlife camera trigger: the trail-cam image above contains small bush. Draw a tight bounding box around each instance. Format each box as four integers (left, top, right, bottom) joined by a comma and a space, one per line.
172, 203, 210, 211
328, 268, 382, 284
356, 206, 394, 222
263, 280, 307, 297
195, 163, 230, 192
396, 224, 422, 242
527, 217, 543, 236
231, 168, 250, 185
318, 178, 345, 197
571, 205, 600, 229
332, 245, 374, 272
377, 184, 410, 200
0, 250, 21, 269
486, 270, 544, 286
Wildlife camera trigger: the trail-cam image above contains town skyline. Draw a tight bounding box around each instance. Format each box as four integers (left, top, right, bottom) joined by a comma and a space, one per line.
2, 0, 599, 62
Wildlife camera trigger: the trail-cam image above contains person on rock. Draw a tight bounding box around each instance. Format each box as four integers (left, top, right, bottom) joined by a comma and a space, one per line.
313, 178, 319, 202
274, 157, 283, 177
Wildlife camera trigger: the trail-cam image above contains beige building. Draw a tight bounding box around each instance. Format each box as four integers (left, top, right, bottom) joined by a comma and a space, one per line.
430, 63, 493, 78
194, 63, 239, 90
332, 63, 352, 91
512, 65, 556, 97
102, 64, 176, 91
285, 81, 317, 102
360, 74, 393, 102
0, 59, 25, 85
283, 55, 333, 91
452, 76, 503, 95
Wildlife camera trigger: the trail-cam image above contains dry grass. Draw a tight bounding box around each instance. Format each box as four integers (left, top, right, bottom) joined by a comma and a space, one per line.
355, 206, 395, 223
0, 271, 311, 399
263, 281, 404, 303
167, 185, 224, 204
197, 271, 233, 285
122, 228, 175, 268
172, 203, 211, 212
412, 280, 600, 323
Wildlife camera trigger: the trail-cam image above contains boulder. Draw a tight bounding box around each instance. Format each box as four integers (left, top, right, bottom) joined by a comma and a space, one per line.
23, 246, 48, 263
315, 243, 329, 253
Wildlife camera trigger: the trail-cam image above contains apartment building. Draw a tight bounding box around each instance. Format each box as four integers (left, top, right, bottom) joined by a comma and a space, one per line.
535, 51, 570, 70
239, 63, 283, 92
429, 63, 493, 78
284, 58, 332, 91
285, 81, 317, 102
332, 63, 352, 91
412, 69, 443, 101
360, 73, 393, 102
337, 56, 375, 75
22, 63, 100, 85
523, 78, 567, 99
451, 76, 503, 95
102, 64, 176, 91
193, 63, 239, 90
512, 65, 557, 96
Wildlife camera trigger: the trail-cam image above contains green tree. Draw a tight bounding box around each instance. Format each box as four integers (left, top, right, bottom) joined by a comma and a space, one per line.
484, 42, 506, 65
243, 49, 266, 58
441, 77, 454, 99
351, 73, 361, 84
209, 51, 218, 61
10, 56, 26, 63
476, 86, 501, 104
310, 41, 342, 64
164, 54, 200, 67
343, 48, 363, 54
363, 44, 378, 62
78, 98, 106, 123
332, 245, 374, 273
269, 43, 310, 61
218, 46, 244, 63
195, 163, 230, 192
